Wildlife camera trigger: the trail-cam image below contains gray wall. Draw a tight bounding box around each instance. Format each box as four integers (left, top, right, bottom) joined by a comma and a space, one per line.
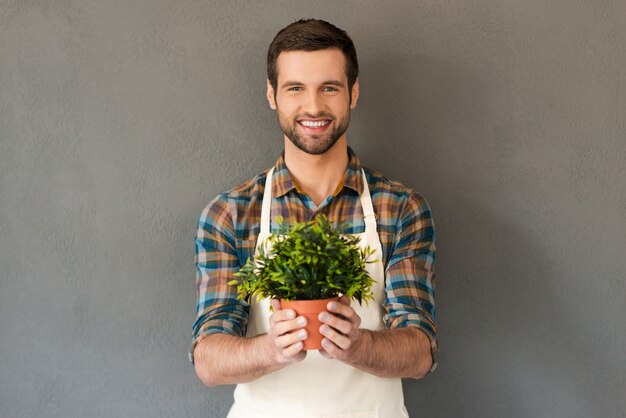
1, 1, 624, 417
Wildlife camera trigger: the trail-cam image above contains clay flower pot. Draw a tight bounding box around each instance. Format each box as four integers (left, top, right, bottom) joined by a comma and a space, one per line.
281, 296, 341, 350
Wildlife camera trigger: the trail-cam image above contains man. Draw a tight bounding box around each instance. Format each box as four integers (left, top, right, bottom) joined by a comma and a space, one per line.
190, 19, 437, 418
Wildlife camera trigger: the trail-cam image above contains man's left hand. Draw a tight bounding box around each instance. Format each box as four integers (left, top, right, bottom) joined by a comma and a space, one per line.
317, 295, 366, 362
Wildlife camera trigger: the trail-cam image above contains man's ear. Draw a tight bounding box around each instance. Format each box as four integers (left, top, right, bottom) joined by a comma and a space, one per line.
266, 79, 277, 110
350, 78, 360, 109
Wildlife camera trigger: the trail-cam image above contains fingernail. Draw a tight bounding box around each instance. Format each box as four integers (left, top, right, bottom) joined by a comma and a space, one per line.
319, 312, 329, 322
297, 317, 307, 326
298, 330, 307, 339
328, 302, 337, 311
286, 310, 295, 319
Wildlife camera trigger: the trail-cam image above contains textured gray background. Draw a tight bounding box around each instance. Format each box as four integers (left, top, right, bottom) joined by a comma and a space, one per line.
1, 1, 624, 417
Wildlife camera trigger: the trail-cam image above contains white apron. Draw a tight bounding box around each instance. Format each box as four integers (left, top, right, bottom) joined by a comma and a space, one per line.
227, 167, 409, 418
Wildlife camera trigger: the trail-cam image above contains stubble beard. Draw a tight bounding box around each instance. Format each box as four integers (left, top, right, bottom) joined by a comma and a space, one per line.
277, 109, 351, 155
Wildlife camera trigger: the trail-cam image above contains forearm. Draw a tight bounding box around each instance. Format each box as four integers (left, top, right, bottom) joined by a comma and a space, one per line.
193, 333, 281, 387
348, 326, 433, 379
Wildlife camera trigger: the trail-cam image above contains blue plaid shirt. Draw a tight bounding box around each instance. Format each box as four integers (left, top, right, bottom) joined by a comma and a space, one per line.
191, 147, 438, 372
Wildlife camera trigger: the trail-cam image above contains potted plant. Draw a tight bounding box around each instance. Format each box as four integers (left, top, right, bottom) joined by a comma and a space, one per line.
228, 213, 377, 350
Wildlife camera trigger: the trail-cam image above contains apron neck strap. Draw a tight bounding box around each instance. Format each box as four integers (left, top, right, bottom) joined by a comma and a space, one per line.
260, 167, 274, 236
360, 168, 376, 227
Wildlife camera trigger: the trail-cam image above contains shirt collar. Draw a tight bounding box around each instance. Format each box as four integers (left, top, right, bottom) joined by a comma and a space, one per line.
271, 146, 364, 198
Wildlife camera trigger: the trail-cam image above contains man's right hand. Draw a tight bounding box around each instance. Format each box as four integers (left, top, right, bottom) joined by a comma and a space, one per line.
267, 299, 308, 364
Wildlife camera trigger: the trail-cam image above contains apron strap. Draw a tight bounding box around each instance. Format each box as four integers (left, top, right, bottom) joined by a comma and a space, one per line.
360, 168, 377, 234
260, 167, 274, 237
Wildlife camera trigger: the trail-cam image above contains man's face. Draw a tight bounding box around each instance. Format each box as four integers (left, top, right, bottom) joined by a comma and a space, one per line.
267, 49, 359, 155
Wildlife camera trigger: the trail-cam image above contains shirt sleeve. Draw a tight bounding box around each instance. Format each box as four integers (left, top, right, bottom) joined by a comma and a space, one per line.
188, 194, 248, 366
383, 190, 438, 373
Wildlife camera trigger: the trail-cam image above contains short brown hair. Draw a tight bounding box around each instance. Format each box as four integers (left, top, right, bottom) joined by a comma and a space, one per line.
267, 19, 359, 93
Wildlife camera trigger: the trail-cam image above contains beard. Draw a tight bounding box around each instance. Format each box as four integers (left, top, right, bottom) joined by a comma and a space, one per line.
277, 109, 351, 155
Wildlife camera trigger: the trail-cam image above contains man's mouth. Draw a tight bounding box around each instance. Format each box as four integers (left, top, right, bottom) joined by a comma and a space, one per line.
297, 119, 332, 132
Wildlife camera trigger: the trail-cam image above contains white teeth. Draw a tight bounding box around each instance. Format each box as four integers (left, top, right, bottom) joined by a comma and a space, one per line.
300, 120, 329, 128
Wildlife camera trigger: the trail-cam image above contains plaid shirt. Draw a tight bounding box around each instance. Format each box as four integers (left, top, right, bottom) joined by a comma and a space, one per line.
190, 146, 438, 372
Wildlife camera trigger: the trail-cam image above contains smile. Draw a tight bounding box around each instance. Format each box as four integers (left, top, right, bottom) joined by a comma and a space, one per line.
298, 119, 331, 128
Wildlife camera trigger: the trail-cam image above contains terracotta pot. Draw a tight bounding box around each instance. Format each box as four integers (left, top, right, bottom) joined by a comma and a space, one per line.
280, 296, 341, 350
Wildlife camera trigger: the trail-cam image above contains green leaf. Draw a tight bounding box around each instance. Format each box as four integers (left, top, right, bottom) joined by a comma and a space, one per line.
231, 213, 375, 302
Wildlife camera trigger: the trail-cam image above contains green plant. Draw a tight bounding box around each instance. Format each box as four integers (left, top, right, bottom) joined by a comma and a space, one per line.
228, 213, 377, 304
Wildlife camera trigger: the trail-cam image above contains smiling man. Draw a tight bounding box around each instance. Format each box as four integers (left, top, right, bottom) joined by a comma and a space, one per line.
190, 19, 438, 418
272, 49, 352, 157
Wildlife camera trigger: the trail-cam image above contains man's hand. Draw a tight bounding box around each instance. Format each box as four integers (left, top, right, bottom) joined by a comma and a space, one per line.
315, 295, 432, 379
267, 299, 308, 364
317, 295, 365, 362
192, 299, 308, 387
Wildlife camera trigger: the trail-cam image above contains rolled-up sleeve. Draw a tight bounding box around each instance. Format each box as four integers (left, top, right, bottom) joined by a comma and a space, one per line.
189, 195, 248, 366
383, 190, 438, 373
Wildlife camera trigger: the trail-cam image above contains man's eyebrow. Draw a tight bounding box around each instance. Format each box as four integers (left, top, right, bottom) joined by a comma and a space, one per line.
280, 81, 303, 88
322, 80, 345, 87
280, 80, 346, 88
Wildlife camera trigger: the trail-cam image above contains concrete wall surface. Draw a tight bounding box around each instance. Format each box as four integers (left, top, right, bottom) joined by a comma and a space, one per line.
1, 1, 624, 417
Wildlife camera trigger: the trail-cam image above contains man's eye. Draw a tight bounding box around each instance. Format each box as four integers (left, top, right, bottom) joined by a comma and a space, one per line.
323, 87, 338, 92
288, 87, 302, 91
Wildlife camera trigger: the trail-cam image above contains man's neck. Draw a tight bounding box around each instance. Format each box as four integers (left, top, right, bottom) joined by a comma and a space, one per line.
283, 137, 349, 207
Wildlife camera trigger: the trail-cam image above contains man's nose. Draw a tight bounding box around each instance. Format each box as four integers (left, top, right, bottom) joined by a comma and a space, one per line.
302, 92, 324, 115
